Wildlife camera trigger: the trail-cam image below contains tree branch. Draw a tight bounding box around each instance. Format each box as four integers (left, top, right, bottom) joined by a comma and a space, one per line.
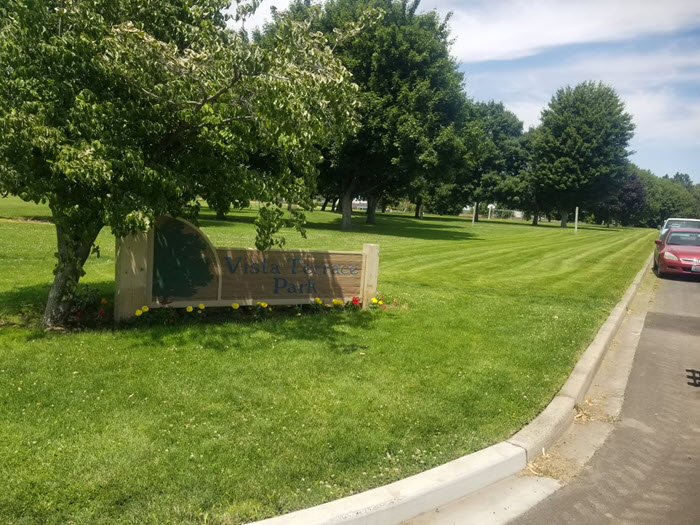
194, 115, 254, 129
152, 70, 245, 160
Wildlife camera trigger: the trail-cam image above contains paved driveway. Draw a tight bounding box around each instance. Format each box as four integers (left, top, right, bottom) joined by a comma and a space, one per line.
511, 274, 700, 524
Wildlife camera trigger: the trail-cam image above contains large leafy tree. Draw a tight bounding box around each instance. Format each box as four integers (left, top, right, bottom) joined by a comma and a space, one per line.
634, 166, 698, 227
468, 100, 524, 220
422, 101, 527, 220
488, 126, 552, 225
274, 0, 469, 228
532, 82, 635, 227
590, 166, 646, 226
0, 0, 359, 326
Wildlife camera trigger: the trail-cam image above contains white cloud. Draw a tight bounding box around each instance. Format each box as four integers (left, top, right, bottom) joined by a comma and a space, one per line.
463, 44, 700, 178
625, 89, 700, 146
447, 0, 700, 63
465, 46, 700, 144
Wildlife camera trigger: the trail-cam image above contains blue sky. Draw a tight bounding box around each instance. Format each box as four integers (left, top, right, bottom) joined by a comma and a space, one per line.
232, 0, 700, 183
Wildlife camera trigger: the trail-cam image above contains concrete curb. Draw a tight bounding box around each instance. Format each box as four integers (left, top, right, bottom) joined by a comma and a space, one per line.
507, 396, 576, 462
255, 443, 525, 525
251, 254, 653, 525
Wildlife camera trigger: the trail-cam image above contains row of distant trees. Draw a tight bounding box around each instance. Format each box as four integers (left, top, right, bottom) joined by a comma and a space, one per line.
229, 0, 697, 231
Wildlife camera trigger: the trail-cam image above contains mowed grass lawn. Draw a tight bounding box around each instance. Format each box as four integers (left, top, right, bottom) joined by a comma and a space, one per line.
0, 196, 655, 524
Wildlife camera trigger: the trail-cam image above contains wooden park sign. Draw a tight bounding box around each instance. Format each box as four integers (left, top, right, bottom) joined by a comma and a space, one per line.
114, 216, 379, 320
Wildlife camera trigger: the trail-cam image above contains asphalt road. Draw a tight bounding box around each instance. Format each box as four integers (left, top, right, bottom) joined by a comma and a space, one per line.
511, 273, 700, 525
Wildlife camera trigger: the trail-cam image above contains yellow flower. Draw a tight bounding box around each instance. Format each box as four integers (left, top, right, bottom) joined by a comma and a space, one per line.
332, 299, 343, 306
268, 307, 272, 312
135, 309, 143, 317
186, 306, 193, 312
198, 303, 205, 310
371, 297, 378, 304
378, 301, 383, 306
296, 313, 302, 317
257, 302, 268, 308
197, 309, 202, 314
231, 303, 239, 310
314, 297, 323, 304
101, 298, 108, 305
142, 305, 149, 312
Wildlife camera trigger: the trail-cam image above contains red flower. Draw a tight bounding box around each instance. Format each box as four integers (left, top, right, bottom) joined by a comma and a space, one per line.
351, 296, 360, 306
381, 304, 387, 310
97, 309, 105, 317
76, 310, 82, 318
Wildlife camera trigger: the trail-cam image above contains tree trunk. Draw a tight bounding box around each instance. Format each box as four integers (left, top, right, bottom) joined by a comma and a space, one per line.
331, 198, 337, 212
335, 198, 342, 214
43, 222, 102, 328
473, 201, 480, 222
321, 196, 330, 212
381, 202, 387, 213
216, 210, 227, 221
366, 195, 378, 225
560, 210, 568, 228
532, 209, 539, 226
414, 198, 422, 219
341, 191, 353, 230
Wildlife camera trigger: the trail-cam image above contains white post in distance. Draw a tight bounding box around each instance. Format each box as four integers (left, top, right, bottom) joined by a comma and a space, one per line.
487, 203, 497, 220
574, 206, 579, 234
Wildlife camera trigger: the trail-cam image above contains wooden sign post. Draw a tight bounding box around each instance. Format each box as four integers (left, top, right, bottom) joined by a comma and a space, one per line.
115, 217, 380, 320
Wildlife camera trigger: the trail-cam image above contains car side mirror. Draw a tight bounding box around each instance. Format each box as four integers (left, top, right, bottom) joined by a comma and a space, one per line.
654, 239, 662, 245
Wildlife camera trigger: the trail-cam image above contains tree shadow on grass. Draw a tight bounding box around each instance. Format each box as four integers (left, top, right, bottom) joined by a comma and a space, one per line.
302, 214, 482, 242
0, 284, 51, 325
197, 213, 258, 227
0, 281, 114, 334
134, 306, 386, 355
481, 219, 627, 233
0, 281, 388, 357
190, 210, 483, 242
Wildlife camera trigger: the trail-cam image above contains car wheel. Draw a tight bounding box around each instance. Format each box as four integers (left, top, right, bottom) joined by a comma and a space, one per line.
653, 257, 658, 271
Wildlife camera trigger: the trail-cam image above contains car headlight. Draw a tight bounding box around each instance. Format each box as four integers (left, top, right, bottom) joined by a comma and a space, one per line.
663, 252, 679, 261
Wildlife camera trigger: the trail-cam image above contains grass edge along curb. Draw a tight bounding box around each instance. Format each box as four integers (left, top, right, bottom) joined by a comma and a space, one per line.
252, 253, 654, 525
507, 252, 653, 461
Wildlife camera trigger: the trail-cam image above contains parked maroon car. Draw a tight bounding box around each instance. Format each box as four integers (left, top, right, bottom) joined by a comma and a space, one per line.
654, 228, 700, 277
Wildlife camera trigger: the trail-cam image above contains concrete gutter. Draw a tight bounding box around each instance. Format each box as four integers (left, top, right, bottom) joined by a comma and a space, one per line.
252, 254, 653, 525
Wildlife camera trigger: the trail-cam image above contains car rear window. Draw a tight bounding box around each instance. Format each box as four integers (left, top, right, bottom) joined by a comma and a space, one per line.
667, 232, 700, 246
666, 220, 700, 229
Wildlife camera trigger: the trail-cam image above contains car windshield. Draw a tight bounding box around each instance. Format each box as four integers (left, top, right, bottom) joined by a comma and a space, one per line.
667, 233, 700, 246
666, 220, 700, 229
